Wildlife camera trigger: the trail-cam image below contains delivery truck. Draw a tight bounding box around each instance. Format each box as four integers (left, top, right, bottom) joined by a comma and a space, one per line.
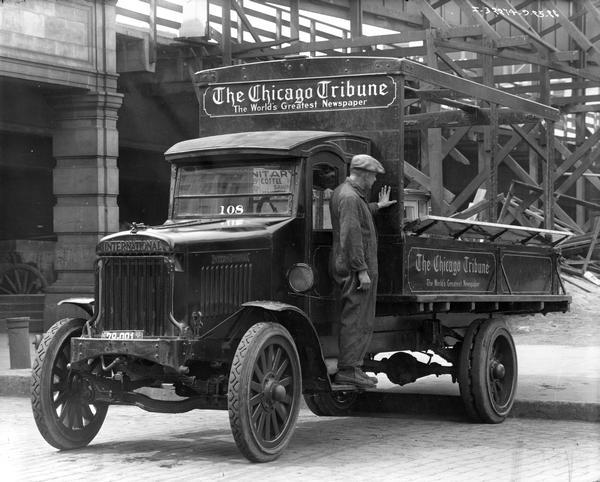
32, 56, 570, 462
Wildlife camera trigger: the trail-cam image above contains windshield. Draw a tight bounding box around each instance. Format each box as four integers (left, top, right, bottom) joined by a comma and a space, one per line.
173, 161, 298, 219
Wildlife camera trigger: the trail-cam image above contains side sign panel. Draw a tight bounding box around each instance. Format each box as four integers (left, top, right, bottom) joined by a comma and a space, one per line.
407, 247, 496, 293
203, 75, 397, 117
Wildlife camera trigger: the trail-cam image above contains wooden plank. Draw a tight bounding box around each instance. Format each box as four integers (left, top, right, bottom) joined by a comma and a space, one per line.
454, 0, 502, 41
544, 119, 555, 229
416, 0, 450, 29
447, 168, 490, 215
221, 0, 232, 65
512, 123, 548, 162
350, 0, 363, 53
435, 38, 600, 81
555, 152, 599, 195
236, 30, 429, 58
551, 0, 600, 64
435, 49, 473, 77
482, 0, 558, 52
403, 162, 454, 204
231, 0, 262, 43
582, 216, 600, 273
398, 60, 560, 120
553, 128, 600, 180
441, 126, 471, 160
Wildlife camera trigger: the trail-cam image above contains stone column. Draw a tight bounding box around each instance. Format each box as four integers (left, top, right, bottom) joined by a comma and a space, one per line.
43, 91, 123, 327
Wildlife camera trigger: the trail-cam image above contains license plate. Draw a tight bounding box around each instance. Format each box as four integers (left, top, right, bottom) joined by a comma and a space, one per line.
100, 330, 144, 340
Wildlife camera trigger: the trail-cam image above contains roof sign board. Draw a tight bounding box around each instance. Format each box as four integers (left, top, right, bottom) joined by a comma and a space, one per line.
202, 75, 397, 118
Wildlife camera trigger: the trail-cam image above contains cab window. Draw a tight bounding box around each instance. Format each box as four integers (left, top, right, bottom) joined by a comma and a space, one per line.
312, 163, 339, 230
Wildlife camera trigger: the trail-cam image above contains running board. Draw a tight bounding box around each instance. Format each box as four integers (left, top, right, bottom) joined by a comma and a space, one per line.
330, 383, 365, 392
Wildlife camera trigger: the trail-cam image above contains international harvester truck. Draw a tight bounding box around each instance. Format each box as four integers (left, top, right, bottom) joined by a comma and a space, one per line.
32, 56, 570, 462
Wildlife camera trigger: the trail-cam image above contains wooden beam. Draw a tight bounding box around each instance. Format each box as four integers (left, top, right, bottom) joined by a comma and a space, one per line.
555, 151, 599, 195
441, 126, 471, 159
481, 0, 557, 52
231, 0, 262, 43
512, 123, 548, 162
551, 0, 600, 64
236, 30, 429, 58
454, 0, 501, 41
552, 94, 600, 105
404, 108, 540, 129
403, 162, 454, 204
398, 60, 560, 120
221, 0, 232, 65
447, 167, 490, 214
435, 38, 600, 81
553, 129, 600, 180
349, 0, 363, 53
416, 0, 450, 29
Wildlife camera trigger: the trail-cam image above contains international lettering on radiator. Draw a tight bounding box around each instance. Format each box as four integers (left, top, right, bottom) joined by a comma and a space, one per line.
202, 75, 397, 117
408, 247, 496, 293
97, 238, 170, 254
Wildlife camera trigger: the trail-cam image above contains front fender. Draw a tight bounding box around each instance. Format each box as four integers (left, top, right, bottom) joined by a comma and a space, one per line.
241, 301, 330, 392
57, 298, 94, 317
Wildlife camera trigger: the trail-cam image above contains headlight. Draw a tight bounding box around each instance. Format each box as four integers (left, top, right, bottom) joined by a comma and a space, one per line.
287, 263, 315, 293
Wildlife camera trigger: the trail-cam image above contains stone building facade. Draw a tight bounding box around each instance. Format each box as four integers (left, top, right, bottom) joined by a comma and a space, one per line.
0, 0, 123, 325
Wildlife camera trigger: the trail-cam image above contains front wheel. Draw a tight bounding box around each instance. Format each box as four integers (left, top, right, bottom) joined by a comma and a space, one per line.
228, 322, 302, 462
458, 319, 518, 423
31, 318, 108, 449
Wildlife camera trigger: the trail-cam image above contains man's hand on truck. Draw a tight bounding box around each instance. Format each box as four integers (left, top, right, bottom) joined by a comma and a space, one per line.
377, 185, 397, 209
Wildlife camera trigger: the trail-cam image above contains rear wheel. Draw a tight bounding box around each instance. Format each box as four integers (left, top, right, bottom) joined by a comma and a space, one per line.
303, 391, 358, 416
31, 318, 108, 449
228, 322, 301, 462
458, 319, 518, 423
457, 319, 484, 421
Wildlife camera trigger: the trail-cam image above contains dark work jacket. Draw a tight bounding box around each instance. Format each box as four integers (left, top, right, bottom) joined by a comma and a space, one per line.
330, 177, 380, 280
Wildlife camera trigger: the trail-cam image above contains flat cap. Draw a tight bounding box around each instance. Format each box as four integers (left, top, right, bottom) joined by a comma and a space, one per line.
350, 154, 385, 174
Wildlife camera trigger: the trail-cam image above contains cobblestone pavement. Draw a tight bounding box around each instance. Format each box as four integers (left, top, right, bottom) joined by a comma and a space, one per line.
2, 397, 599, 482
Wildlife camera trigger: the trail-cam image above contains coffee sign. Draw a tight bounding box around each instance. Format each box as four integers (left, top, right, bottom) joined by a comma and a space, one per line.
202, 75, 397, 117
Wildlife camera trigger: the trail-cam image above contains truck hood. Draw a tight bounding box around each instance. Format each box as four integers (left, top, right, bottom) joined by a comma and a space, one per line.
97, 217, 293, 254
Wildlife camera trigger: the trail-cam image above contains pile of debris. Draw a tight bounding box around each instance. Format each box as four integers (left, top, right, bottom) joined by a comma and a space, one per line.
453, 180, 600, 292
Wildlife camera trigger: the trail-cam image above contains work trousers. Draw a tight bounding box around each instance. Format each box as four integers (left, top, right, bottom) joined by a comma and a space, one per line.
337, 272, 378, 369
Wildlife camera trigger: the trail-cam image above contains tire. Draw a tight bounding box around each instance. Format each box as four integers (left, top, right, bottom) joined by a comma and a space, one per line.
228, 322, 302, 462
31, 318, 108, 450
303, 391, 358, 417
458, 319, 518, 423
457, 319, 484, 422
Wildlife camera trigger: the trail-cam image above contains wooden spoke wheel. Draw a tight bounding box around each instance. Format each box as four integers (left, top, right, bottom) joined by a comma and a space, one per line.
303, 391, 358, 416
0, 263, 47, 294
31, 318, 108, 450
458, 319, 518, 423
228, 322, 301, 462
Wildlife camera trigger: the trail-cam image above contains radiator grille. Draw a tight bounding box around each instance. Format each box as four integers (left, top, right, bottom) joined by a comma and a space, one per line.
98, 256, 172, 335
198, 263, 253, 324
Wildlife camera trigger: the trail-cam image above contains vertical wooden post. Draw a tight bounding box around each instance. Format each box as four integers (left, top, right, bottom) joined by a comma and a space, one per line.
398, 76, 405, 228
148, 0, 157, 65
489, 103, 499, 221
481, 37, 494, 221
310, 20, 316, 56
221, 0, 232, 65
574, 0, 587, 227
350, 0, 363, 53
544, 120, 554, 229
423, 29, 443, 215
290, 0, 300, 45
275, 9, 282, 40
539, 60, 553, 229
